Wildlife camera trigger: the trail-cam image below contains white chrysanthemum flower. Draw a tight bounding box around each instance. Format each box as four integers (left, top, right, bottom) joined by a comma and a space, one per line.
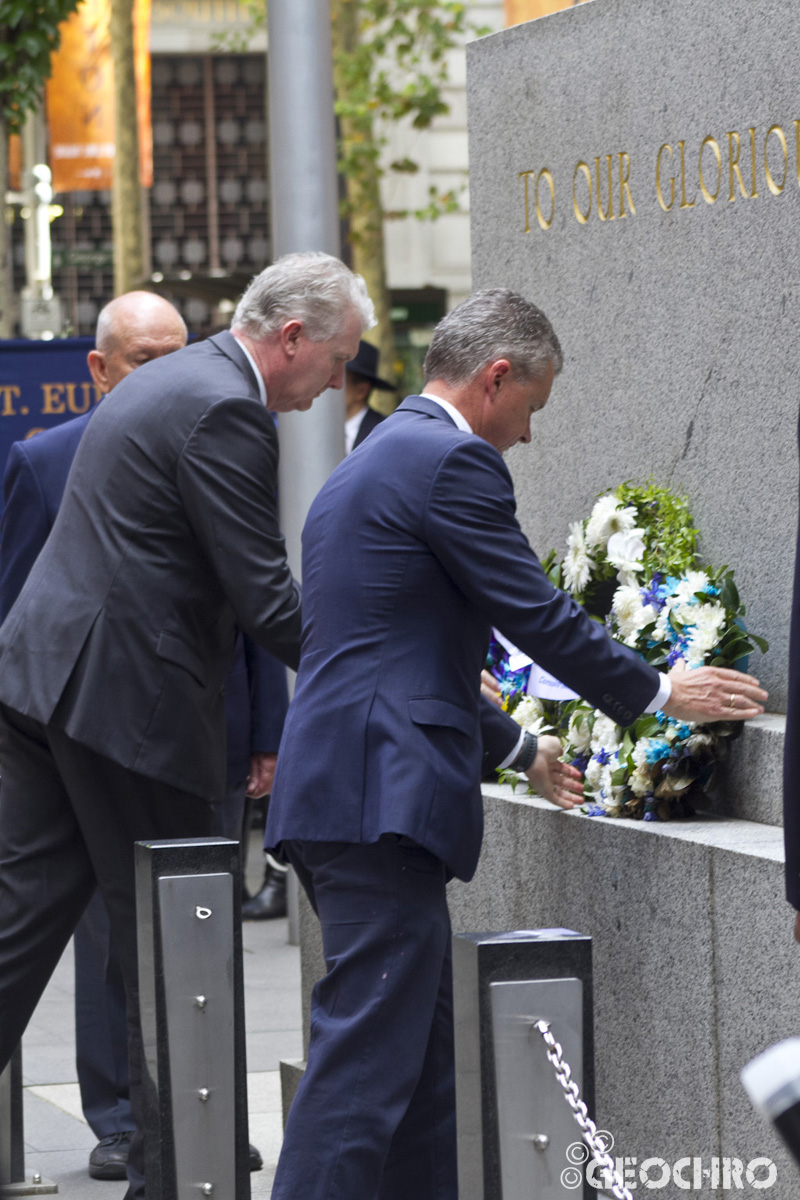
693, 603, 727, 636
585, 495, 638, 550
630, 764, 652, 797
567, 708, 593, 754
606, 529, 646, 587
632, 740, 650, 769
598, 760, 623, 805
591, 714, 622, 752
584, 756, 604, 791
612, 586, 658, 647
653, 603, 671, 641
562, 521, 595, 595
512, 695, 544, 729
672, 571, 711, 605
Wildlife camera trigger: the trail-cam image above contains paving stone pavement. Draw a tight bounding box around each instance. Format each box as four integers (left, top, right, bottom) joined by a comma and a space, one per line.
16, 837, 301, 1200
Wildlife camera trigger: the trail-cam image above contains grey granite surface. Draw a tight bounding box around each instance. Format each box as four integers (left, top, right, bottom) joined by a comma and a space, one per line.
467, 0, 799, 709
446, 787, 799, 1198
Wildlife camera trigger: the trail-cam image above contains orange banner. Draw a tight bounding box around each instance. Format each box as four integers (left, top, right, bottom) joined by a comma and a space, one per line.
46, 0, 152, 193
135, 0, 153, 188
8, 135, 22, 191
504, 0, 589, 24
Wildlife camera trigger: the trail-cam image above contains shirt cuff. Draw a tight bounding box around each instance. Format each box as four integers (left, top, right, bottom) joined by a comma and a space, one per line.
644, 673, 672, 714
496, 727, 526, 770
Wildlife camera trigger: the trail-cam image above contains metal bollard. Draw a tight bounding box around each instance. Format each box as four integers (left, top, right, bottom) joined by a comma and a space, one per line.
0, 1045, 56, 1196
135, 837, 250, 1200
453, 928, 594, 1200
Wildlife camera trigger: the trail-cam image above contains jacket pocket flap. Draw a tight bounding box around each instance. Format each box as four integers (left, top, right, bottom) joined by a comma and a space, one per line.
156, 631, 206, 686
408, 697, 475, 736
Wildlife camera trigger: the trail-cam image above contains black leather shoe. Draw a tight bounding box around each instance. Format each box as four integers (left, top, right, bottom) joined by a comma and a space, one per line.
249, 1143, 263, 1171
241, 864, 287, 920
88, 1130, 134, 1180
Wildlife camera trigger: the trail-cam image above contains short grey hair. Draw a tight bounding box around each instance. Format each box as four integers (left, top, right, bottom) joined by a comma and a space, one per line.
232, 251, 375, 340
423, 288, 563, 386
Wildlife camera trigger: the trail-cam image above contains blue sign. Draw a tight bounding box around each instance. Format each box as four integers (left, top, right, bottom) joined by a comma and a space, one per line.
0, 338, 100, 512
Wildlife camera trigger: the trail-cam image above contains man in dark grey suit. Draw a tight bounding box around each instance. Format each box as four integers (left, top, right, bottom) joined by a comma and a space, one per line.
0, 250, 373, 1199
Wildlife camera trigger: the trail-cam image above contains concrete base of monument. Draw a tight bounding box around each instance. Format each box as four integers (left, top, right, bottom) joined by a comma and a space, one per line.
447, 780, 794, 1198
288, 735, 796, 1196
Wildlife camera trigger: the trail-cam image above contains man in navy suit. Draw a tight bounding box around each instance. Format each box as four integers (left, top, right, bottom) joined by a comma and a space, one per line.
265, 288, 768, 1200
0, 291, 287, 1178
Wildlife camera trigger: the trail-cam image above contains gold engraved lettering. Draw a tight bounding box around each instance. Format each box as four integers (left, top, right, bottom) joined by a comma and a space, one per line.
41, 383, 66, 415
655, 144, 675, 212
698, 136, 722, 204
727, 131, 747, 202
764, 124, 788, 196
617, 152, 636, 217
0, 386, 20, 417
519, 171, 535, 234
747, 127, 759, 198
594, 154, 615, 221
678, 141, 696, 209
572, 162, 592, 224
535, 169, 555, 230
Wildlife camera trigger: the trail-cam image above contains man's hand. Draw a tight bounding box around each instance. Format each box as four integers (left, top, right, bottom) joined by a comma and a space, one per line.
246, 752, 277, 799
525, 735, 584, 810
481, 669, 503, 708
662, 660, 767, 723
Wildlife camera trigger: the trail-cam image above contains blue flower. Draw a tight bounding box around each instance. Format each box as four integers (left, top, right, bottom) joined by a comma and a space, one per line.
571, 754, 590, 774
666, 644, 686, 667
643, 812, 658, 822
585, 804, 607, 817
641, 573, 667, 609
595, 747, 612, 766
644, 739, 671, 764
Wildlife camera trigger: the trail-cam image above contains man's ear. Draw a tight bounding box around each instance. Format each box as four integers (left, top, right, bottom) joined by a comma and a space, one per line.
279, 319, 304, 358
484, 358, 512, 396
87, 350, 111, 394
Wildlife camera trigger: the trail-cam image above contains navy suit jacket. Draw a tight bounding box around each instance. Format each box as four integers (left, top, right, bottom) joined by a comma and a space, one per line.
266, 396, 660, 881
0, 407, 288, 787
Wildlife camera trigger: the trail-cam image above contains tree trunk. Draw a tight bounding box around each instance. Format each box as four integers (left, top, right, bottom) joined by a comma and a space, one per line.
0, 113, 13, 336
330, 0, 398, 411
110, 0, 143, 295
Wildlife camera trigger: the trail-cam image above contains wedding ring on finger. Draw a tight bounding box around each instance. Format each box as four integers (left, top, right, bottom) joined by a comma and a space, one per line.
729, 693, 736, 710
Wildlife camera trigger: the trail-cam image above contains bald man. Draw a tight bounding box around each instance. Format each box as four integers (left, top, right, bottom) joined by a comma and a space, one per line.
0, 292, 187, 1177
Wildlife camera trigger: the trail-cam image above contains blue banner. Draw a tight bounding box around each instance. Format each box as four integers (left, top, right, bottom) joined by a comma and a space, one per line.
0, 338, 100, 513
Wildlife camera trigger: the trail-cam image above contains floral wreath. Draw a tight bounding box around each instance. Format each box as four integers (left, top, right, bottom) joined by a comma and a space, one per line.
488, 482, 768, 821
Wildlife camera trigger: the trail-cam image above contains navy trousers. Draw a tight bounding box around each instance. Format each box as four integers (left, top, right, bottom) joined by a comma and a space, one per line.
271, 837, 457, 1200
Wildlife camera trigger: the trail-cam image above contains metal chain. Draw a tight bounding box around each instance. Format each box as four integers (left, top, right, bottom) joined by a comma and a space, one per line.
533, 1019, 633, 1200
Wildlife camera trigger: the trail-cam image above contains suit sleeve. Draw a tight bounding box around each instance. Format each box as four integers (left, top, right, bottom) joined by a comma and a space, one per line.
0, 444, 51, 622
243, 634, 289, 754
177, 397, 302, 670
480, 694, 522, 777
423, 437, 660, 726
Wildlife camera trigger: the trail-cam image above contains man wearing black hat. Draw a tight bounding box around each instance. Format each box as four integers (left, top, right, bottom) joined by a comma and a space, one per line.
344, 340, 395, 453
